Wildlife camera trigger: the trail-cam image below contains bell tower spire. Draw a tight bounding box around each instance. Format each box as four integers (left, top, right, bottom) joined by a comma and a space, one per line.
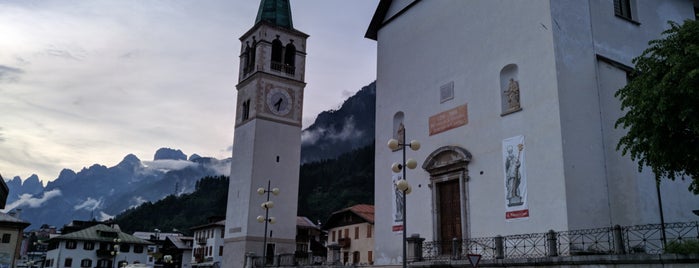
223, 0, 309, 267
255, 0, 293, 29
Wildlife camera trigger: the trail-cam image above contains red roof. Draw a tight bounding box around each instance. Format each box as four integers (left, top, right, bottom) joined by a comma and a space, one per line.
323, 204, 374, 229
345, 204, 374, 223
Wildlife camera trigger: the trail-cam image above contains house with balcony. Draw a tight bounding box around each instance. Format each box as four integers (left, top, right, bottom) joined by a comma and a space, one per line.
44, 224, 151, 268
295, 217, 325, 265
190, 220, 224, 268
323, 204, 374, 265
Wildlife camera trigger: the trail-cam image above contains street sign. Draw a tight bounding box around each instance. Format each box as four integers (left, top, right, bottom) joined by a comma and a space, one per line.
467, 254, 481, 268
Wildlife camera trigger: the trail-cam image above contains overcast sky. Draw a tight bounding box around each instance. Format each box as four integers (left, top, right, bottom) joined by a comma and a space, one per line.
0, 0, 378, 183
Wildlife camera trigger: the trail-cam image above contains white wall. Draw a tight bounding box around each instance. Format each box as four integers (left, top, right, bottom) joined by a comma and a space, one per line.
372, 0, 699, 265
373, 1, 567, 265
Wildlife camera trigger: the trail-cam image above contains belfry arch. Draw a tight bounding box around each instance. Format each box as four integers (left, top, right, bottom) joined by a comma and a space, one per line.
422, 146, 472, 253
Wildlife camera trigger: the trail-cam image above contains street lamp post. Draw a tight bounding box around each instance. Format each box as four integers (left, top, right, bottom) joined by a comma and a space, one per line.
111, 238, 121, 268
256, 180, 279, 268
388, 129, 420, 268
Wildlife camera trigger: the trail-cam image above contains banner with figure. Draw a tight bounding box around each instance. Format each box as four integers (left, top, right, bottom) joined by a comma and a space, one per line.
391, 173, 404, 233
503, 135, 529, 220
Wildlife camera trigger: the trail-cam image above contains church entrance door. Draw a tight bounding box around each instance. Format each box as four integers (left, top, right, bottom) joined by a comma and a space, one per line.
437, 178, 462, 254
422, 146, 472, 257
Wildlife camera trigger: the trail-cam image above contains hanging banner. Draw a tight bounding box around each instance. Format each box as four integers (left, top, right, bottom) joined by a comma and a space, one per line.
502, 135, 529, 220
391, 173, 404, 233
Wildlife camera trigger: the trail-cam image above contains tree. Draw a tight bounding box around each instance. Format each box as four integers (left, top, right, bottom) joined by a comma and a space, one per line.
615, 20, 699, 193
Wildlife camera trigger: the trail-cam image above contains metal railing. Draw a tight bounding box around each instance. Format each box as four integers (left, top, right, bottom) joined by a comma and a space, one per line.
420, 221, 699, 261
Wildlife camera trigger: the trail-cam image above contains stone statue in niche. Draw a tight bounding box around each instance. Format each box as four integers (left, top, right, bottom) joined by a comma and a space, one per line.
504, 78, 521, 111
396, 122, 405, 145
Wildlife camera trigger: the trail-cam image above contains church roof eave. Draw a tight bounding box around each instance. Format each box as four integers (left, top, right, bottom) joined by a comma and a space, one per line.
365, 0, 422, 41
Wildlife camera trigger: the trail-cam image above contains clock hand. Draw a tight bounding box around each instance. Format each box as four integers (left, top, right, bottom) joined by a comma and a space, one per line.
274, 98, 283, 111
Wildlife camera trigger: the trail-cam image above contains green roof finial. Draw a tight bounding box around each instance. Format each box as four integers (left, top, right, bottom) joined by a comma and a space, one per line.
255, 0, 293, 29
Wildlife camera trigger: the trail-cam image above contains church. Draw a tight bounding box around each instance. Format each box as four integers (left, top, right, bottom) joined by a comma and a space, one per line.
223, 0, 307, 267
366, 0, 699, 265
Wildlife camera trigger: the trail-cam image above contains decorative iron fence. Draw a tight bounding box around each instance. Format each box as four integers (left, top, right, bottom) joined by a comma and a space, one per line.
420, 221, 699, 261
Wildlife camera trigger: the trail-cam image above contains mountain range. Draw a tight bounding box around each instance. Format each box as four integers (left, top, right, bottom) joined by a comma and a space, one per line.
3, 81, 376, 229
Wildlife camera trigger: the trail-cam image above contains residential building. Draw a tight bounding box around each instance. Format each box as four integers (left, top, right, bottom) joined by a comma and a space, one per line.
0, 211, 30, 268
0, 174, 8, 209
190, 220, 224, 268
160, 236, 193, 268
132, 230, 183, 267
44, 224, 151, 268
324, 205, 374, 265
366, 0, 699, 265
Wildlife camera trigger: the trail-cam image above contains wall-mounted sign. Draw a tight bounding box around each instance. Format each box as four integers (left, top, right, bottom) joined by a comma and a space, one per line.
429, 104, 468, 136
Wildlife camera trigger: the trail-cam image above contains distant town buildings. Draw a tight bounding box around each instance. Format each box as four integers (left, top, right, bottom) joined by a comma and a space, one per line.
367, 0, 699, 265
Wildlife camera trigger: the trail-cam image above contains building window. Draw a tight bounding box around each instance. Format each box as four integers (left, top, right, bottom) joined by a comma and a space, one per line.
368, 251, 373, 264
354, 227, 359, 239
331, 231, 335, 242
367, 225, 372, 238
66, 241, 77, 249
344, 229, 349, 239
64, 258, 73, 267
45, 259, 53, 267
96, 259, 111, 268
219, 246, 223, 256
83, 242, 94, 250
614, 0, 636, 22
120, 244, 130, 253
1, 234, 10, 243
134, 245, 144, 253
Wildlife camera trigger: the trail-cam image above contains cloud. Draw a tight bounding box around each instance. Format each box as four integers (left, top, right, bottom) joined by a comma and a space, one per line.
129, 196, 148, 209
0, 65, 23, 83
98, 211, 114, 221
142, 159, 197, 171
301, 116, 363, 145
2, 189, 62, 212
0, 127, 5, 142
73, 197, 103, 211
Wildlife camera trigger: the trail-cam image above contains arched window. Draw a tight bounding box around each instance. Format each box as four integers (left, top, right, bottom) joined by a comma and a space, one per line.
243, 43, 252, 74
283, 42, 296, 75
284, 43, 296, 66
500, 64, 521, 115
248, 38, 257, 73
271, 38, 283, 71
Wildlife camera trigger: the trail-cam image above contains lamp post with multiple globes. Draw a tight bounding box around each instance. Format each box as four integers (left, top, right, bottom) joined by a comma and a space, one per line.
256, 180, 279, 268
110, 238, 121, 268
388, 129, 420, 268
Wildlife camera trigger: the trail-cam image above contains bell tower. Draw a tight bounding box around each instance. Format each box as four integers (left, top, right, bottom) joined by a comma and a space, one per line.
223, 0, 308, 267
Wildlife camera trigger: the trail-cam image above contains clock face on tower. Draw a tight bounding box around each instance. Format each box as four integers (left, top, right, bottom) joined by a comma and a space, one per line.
266, 88, 293, 116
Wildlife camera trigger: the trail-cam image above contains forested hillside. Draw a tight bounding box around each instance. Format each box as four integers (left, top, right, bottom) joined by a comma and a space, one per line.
114, 175, 229, 234
298, 144, 374, 223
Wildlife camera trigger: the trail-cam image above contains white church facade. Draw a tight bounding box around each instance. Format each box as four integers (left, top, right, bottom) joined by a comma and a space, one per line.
367, 0, 699, 265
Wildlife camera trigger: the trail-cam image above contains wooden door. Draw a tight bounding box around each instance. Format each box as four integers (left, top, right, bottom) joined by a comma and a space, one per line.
438, 179, 462, 255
